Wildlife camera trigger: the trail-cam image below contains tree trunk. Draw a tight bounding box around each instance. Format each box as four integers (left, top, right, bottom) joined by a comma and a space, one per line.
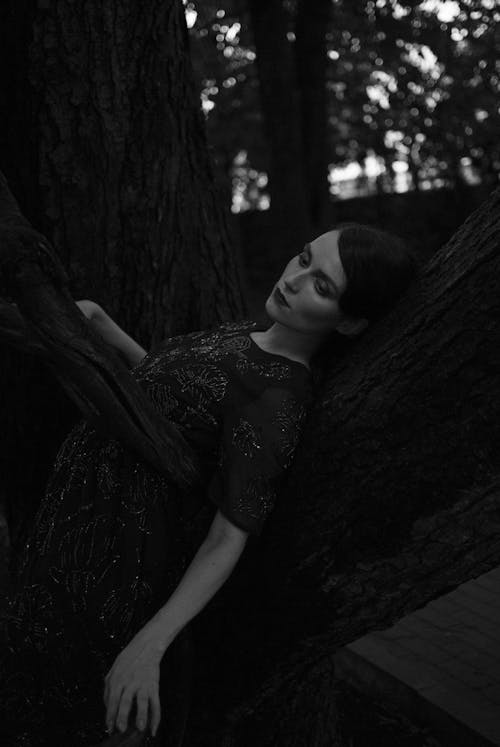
248, 0, 333, 255
248, 0, 310, 261
186, 187, 500, 745
0, 0, 245, 545
2, 0, 245, 338
295, 0, 332, 233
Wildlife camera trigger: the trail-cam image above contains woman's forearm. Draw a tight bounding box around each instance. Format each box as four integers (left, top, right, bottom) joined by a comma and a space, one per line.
104, 513, 247, 735
143, 530, 247, 654
76, 299, 147, 367
91, 309, 147, 367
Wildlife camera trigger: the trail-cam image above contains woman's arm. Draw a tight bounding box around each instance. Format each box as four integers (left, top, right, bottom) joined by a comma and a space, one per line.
76, 299, 147, 367
104, 510, 248, 736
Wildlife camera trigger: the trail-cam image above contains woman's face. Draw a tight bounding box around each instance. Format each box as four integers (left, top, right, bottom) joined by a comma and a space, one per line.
266, 230, 353, 336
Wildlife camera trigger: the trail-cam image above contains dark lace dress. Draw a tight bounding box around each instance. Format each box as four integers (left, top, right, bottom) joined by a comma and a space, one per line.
0, 320, 313, 746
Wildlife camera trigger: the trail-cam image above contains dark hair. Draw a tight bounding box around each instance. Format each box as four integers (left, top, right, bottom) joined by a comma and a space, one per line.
337, 222, 417, 322
310, 222, 418, 386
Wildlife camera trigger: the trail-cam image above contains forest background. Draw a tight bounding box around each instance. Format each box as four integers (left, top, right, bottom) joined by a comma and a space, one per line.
186, 0, 499, 313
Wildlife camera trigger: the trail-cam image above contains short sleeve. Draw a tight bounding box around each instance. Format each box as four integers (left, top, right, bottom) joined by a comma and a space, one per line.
206, 387, 308, 536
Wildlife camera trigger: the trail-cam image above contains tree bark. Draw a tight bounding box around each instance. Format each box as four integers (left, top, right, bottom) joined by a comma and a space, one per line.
186, 187, 500, 745
0, 0, 245, 544
1, 0, 244, 339
0, 171, 200, 487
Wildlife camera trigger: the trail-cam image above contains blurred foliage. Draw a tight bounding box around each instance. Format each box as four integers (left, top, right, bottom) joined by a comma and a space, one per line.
185, 0, 499, 210
187, 1, 267, 211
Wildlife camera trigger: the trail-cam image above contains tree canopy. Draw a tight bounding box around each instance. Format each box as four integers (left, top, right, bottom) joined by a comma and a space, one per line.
186, 0, 499, 211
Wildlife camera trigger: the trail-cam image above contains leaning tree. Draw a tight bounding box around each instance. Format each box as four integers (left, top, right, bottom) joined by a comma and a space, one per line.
193, 185, 500, 746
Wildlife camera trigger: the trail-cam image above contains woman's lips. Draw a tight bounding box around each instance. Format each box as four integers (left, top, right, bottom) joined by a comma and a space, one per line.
273, 286, 290, 307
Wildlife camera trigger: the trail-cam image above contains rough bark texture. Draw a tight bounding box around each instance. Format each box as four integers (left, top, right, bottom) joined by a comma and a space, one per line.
184, 188, 500, 746
0, 0, 245, 543
0, 171, 199, 489
25, 0, 243, 339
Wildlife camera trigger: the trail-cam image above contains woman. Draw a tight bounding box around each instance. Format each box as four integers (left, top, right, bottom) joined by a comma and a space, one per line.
0, 224, 416, 746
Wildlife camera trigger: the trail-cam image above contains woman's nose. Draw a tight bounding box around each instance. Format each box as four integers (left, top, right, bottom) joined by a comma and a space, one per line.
284, 271, 306, 293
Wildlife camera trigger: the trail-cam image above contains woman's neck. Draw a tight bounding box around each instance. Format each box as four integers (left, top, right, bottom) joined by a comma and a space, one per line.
251, 322, 325, 369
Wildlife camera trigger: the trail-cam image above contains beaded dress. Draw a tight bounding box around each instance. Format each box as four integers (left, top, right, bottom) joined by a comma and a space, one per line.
0, 319, 313, 746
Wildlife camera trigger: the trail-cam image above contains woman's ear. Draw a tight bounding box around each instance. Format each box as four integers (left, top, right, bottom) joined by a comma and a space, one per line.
336, 315, 369, 337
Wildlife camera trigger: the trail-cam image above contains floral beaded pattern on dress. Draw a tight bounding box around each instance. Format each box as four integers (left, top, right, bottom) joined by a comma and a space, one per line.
134, 320, 314, 535
231, 418, 264, 459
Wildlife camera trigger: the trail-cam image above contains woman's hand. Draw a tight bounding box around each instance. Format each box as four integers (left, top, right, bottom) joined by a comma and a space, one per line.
104, 625, 166, 737
102, 514, 247, 737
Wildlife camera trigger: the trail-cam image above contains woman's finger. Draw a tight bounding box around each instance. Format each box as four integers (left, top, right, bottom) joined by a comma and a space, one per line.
103, 667, 115, 707
106, 683, 124, 733
103, 677, 109, 707
115, 688, 134, 733
135, 691, 149, 731
150, 689, 161, 737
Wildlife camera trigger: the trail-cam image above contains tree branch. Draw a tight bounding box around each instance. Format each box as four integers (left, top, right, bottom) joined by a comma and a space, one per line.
0, 171, 200, 489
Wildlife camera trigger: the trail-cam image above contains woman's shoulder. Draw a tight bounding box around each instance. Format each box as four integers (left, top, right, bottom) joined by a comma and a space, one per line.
214, 319, 315, 398
132, 319, 260, 375
137, 318, 314, 394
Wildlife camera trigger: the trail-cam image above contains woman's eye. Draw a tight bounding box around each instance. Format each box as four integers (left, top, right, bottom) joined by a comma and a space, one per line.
315, 281, 328, 296
298, 252, 309, 266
